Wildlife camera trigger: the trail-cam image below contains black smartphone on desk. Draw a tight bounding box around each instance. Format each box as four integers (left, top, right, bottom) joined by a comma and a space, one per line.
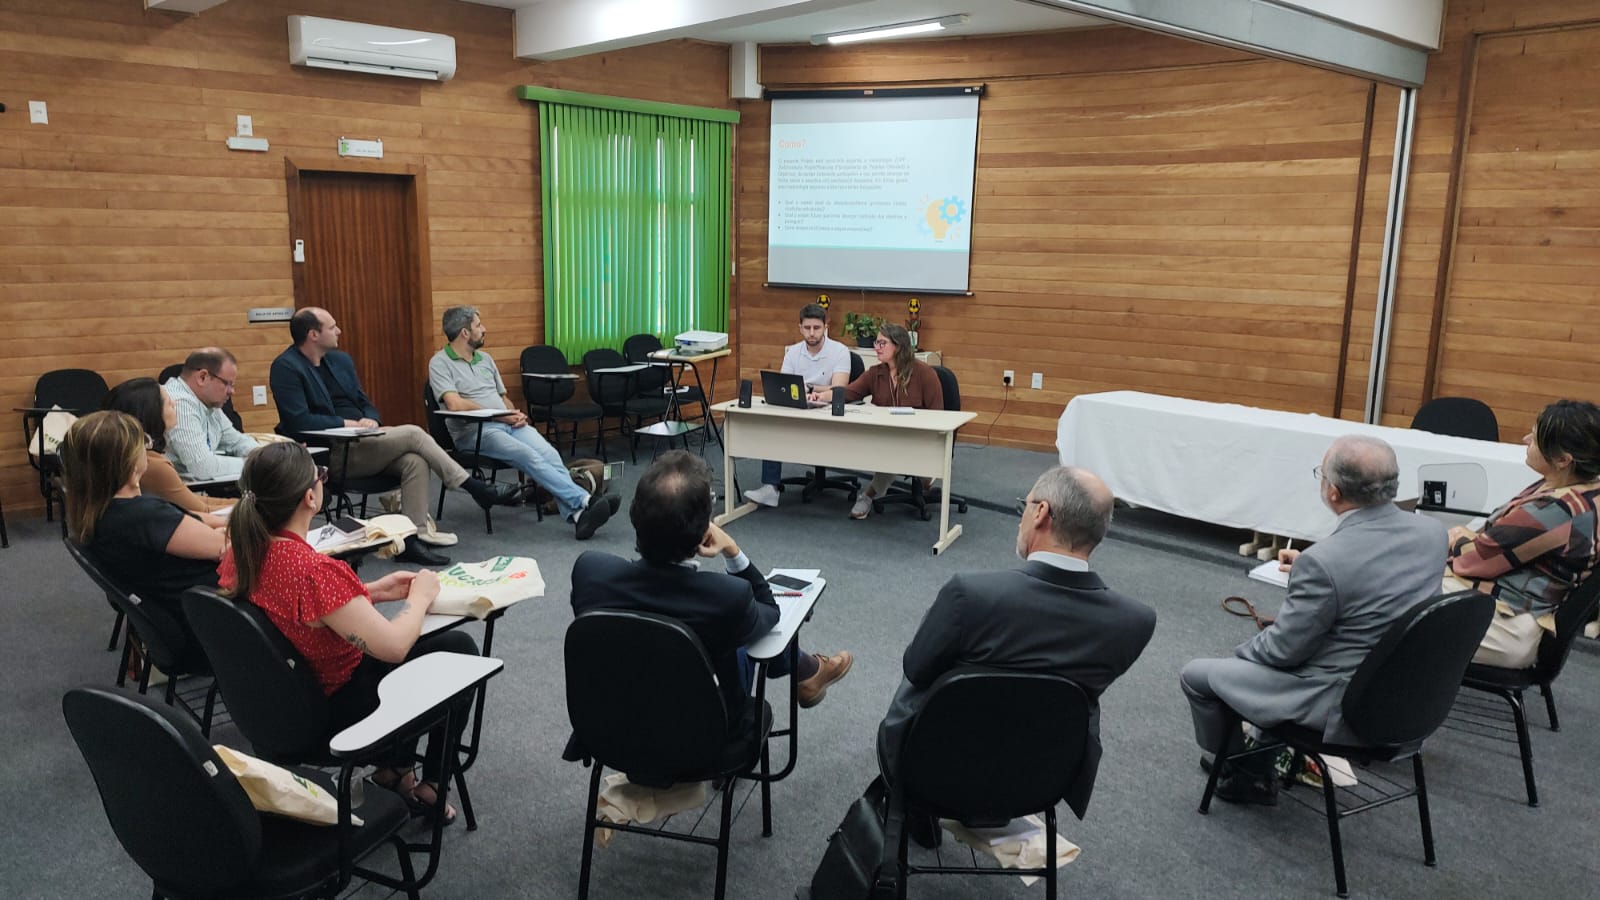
769, 574, 813, 591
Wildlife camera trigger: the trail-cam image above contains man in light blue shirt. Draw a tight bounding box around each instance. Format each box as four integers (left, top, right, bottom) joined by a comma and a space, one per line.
163, 347, 259, 481
743, 302, 852, 508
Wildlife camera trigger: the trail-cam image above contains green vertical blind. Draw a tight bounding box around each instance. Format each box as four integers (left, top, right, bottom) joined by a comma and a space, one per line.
537, 101, 732, 359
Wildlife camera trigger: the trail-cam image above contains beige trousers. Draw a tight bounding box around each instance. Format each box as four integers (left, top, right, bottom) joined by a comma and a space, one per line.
336, 424, 468, 528
1472, 611, 1543, 669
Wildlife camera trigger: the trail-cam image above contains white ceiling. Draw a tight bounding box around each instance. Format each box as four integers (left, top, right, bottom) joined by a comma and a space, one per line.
461, 0, 1101, 49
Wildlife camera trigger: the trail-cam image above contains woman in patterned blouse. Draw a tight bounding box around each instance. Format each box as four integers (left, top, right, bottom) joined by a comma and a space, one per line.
218, 441, 476, 825
1449, 399, 1600, 668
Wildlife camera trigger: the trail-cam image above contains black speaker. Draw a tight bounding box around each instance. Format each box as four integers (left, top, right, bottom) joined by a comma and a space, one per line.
831, 386, 845, 417
738, 378, 753, 408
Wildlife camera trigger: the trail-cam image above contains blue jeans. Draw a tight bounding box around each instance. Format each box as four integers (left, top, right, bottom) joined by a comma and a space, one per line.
468, 421, 590, 520
760, 460, 783, 486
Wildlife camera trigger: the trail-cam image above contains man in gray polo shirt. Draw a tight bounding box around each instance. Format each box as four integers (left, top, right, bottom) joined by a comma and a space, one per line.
428, 306, 618, 540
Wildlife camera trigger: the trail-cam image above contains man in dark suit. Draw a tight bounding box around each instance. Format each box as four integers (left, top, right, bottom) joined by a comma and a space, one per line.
571, 450, 852, 723
1180, 435, 1448, 805
269, 307, 516, 565
878, 465, 1157, 841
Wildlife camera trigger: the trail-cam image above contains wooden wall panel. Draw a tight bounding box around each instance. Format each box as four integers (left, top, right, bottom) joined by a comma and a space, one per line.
1430, 24, 1600, 439
744, 31, 1374, 451
0, 0, 730, 514
1372, 1, 1600, 433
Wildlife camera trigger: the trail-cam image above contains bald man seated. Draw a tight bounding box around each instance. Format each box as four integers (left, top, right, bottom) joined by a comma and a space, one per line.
878, 465, 1157, 845
1180, 435, 1448, 805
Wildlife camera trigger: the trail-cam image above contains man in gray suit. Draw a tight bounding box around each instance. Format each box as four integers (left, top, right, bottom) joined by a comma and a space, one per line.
879, 465, 1157, 843
1181, 434, 1448, 804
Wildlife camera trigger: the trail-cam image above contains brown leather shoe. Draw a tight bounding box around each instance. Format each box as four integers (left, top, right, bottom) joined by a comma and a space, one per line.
796, 651, 853, 709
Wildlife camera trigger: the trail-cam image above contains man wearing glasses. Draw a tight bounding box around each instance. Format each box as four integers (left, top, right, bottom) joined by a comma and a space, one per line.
162, 347, 260, 481
877, 465, 1156, 846
1179, 435, 1447, 806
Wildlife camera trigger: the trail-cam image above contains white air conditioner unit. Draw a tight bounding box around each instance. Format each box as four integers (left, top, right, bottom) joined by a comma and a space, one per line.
288, 15, 456, 82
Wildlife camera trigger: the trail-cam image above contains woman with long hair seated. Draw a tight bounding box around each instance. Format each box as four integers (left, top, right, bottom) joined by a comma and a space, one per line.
217, 441, 475, 824
61, 411, 226, 667
813, 322, 944, 519
103, 376, 234, 526
1449, 399, 1600, 668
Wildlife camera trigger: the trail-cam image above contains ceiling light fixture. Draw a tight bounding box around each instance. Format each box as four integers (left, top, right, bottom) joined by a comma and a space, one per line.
812, 14, 969, 46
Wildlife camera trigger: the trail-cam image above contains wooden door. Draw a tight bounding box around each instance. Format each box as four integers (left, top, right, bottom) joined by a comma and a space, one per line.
287, 166, 429, 426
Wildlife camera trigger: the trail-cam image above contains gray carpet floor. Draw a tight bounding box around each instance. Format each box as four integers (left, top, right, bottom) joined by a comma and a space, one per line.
4, 440, 1597, 899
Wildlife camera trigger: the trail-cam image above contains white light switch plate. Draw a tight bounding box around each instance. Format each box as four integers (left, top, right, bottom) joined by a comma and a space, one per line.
29, 101, 47, 124
252, 385, 267, 405
1031, 372, 1043, 390
236, 114, 253, 137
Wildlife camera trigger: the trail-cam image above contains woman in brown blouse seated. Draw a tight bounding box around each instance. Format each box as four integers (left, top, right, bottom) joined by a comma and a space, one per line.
1448, 399, 1600, 668
61, 411, 227, 668
812, 323, 943, 520
104, 377, 234, 527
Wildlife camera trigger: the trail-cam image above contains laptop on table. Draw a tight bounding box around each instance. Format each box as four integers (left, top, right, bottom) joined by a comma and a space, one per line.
760, 370, 829, 409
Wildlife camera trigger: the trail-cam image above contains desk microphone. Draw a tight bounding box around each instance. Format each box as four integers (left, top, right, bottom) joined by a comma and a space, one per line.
737, 379, 753, 408
830, 386, 845, 417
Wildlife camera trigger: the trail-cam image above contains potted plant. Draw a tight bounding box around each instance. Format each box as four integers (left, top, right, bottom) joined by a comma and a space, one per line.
843, 312, 883, 348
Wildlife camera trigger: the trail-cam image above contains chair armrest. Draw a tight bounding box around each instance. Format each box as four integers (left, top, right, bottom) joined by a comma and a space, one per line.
328, 652, 503, 758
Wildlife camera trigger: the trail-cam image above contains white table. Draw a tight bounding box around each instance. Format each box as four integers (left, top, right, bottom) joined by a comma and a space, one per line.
715, 399, 975, 554
1057, 390, 1535, 542
746, 570, 825, 836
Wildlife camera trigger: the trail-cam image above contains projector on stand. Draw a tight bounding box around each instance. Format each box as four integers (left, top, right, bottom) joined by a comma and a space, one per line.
674, 330, 728, 354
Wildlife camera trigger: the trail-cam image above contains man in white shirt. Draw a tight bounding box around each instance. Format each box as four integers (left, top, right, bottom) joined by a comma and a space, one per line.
742, 303, 852, 508
162, 347, 259, 481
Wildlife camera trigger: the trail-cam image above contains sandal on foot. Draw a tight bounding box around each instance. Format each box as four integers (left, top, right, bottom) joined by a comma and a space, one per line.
410, 781, 458, 827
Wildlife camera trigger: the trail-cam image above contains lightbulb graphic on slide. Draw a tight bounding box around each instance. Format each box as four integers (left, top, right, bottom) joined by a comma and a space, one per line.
922, 195, 967, 241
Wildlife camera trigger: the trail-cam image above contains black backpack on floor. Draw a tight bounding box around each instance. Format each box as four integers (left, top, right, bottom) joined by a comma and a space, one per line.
797, 779, 900, 900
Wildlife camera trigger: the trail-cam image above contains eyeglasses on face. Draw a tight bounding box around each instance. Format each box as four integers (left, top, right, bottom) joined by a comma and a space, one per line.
873, 338, 892, 348
206, 369, 237, 389
314, 465, 328, 485
1015, 496, 1044, 516
1311, 465, 1325, 481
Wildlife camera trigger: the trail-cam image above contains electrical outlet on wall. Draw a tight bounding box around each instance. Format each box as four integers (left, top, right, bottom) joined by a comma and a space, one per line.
1002, 369, 1014, 386
1031, 372, 1043, 390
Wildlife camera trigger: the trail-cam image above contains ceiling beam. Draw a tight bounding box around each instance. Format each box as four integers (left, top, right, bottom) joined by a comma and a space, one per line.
512, 0, 864, 60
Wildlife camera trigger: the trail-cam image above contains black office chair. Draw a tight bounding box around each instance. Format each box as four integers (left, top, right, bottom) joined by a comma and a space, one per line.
1199, 590, 1494, 898
565, 610, 774, 900
63, 686, 418, 900
22, 368, 108, 527
781, 352, 865, 502
583, 348, 670, 463
889, 668, 1091, 900
625, 333, 713, 434
276, 421, 404, 520
159, 362, 244, 431
181, 587, 484, 838
1458, 575, 1600, 806
1411, 397, 1499, 442
62, 539, 220, 735
522, 345, 604, 455
422, 383, 527, 535
875, 365, 970, 520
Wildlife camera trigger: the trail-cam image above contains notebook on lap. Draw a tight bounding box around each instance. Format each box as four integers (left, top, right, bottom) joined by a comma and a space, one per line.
761, 370, 828, 409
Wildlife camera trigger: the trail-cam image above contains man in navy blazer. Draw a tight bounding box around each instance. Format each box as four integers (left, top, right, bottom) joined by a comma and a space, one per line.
269, 307, 516, 565
878, 465, 1156, 840
570, 451, 852, 723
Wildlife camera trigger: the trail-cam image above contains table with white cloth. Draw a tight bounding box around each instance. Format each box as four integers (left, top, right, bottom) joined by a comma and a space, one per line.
1057, 390, 1535, 542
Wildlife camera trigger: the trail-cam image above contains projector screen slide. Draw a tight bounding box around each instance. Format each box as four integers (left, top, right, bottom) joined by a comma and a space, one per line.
767, 90, 980, 294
